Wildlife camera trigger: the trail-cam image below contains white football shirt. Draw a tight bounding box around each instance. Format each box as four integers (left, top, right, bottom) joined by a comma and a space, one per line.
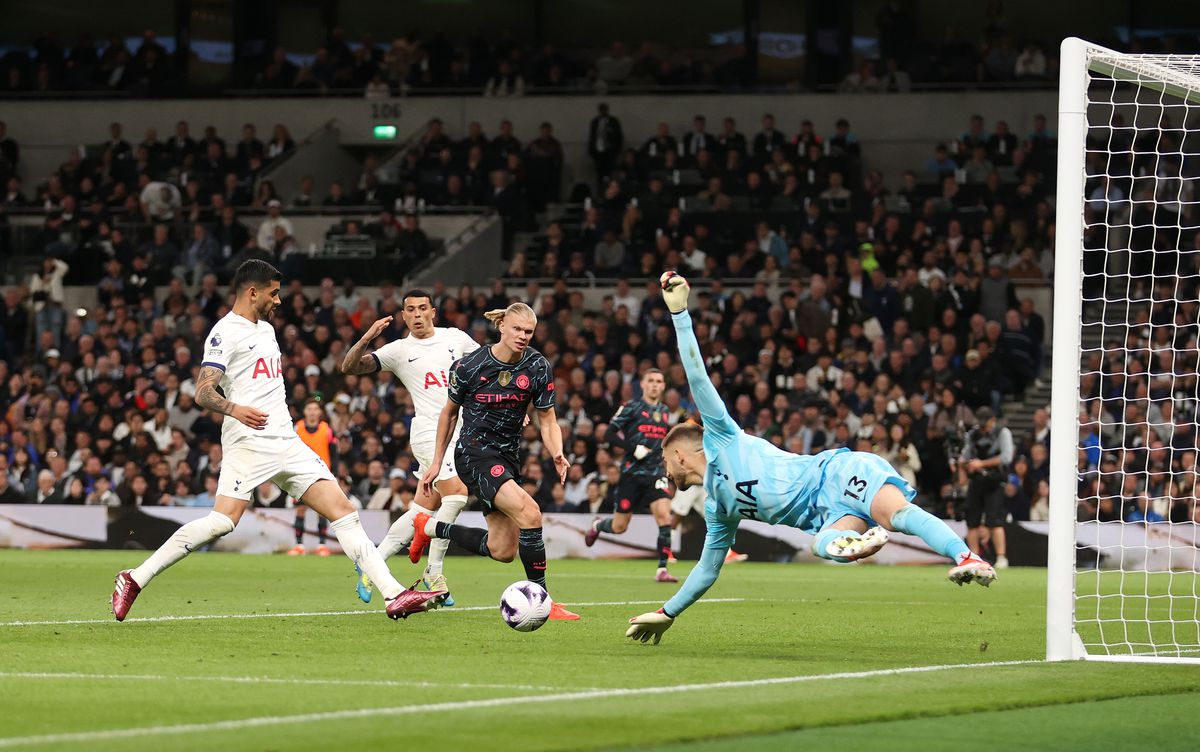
201, 312, 295, 445
373, 327, 480, 432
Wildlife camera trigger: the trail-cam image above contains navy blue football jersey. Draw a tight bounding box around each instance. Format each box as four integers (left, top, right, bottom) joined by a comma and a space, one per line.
447, 345, 555, 460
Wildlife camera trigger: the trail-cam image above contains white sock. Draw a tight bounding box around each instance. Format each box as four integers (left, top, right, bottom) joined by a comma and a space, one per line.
331, 512, 403, 600
426, 494, 467, 577
424, 514, 440, 537
377, 504, 431, 560
130, 511, 235, 588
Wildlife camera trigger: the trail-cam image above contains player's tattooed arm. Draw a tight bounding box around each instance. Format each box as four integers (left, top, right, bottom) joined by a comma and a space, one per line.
195, 365, 269, 429
194, 365, 234, 416
341, 316, 391, 374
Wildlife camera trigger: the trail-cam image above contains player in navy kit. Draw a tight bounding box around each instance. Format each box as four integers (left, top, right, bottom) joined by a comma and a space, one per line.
584, 369, 679, 582
409, 302, 580, 620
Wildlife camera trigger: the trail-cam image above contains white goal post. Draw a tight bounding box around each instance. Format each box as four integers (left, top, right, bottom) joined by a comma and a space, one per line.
1048, 37, 1200, 663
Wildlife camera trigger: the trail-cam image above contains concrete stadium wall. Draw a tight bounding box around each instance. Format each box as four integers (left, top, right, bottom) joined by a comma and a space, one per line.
6, 91, 1058, 195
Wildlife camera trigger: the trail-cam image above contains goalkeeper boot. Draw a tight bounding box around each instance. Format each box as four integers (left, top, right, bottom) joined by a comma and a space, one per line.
948, 552, 997, 587
111, 570, 142, 622
385, 587, 445, 620
724, 549, 748, 563
826, 526, 890, 562
408, 511, 433, 564
584, 517, 602, 547
354, 563, 373, 604
548, 602, 581, 620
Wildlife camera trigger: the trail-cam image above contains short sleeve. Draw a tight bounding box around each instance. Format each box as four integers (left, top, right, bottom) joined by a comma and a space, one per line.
532, 357, 556, 410
372, 339, 404, 375
447, 357, 469, 405
201, 324, 231, 372
457, 328, 481, 356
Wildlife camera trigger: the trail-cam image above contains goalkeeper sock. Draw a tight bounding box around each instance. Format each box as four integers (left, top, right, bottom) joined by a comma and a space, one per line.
596, 518, 616, 534
812, 527, 858, 563
434, 520, 492, 558
330, 512, 403, 600
889, 504, 971, 562
131, 511, 236, 588
518, 527, 547, 588
377, 504, 429, 559
657, 525, 672, 568
426, 494, 467, 577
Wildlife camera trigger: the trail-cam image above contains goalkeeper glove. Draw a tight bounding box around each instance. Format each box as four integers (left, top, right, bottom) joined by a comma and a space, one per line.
626, 608, 674, 645
633, 444, 650, 460
659, 271, 690, 314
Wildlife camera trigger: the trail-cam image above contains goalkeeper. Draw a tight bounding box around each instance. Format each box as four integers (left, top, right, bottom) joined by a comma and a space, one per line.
626, 272, 996, 645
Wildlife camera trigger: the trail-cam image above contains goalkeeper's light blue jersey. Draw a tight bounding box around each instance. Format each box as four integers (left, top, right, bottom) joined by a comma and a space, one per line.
663, 310, 848, 617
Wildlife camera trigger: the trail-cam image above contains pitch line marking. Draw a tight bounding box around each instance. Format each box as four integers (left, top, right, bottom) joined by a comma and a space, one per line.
0, 671, 583, 692
0, 660, 1042, 748
0, 598, 746, 627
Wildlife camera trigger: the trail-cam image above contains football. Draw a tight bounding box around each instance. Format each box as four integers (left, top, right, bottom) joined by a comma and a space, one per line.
500, 580, 553, 632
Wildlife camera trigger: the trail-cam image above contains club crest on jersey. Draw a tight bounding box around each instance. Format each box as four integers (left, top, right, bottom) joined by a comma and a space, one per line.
490, 464, 505, 477
515, 374, 530, 390
498, 370, 512, 387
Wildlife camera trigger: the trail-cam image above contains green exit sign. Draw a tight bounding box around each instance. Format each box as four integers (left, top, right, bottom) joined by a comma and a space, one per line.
373, 125, 397, 140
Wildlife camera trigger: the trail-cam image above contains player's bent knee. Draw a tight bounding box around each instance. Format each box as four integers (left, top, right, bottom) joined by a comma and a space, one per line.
207, 511, 237, 538
491, 543, 517, 562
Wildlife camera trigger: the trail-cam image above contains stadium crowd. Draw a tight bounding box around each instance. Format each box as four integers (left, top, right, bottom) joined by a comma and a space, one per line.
0, 5, 1098, 100
1, 93, 1196, 528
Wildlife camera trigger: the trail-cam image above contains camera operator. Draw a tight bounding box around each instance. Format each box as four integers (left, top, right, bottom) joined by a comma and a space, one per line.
961, 407, 1014, 569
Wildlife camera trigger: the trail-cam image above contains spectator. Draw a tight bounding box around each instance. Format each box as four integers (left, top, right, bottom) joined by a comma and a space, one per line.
594, 228, 626, 276
839, 61, 881, 93
588, 102, 624, 183
235, 123, 263, 169
880, 58, 912, 92
596, 42, 633, 84
179, 223, 220, 284
265, 124, 295, 161
139, 180, 181, 222
29, 257, 68, 350
395, 213, 432, 267
0, 471, 25, 503
1014, 44, 1047, 80
256, 199, 293, 252
484, 59, 525, 97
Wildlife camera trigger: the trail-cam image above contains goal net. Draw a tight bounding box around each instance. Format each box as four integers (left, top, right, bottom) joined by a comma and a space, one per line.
1049, 38, 1200, 663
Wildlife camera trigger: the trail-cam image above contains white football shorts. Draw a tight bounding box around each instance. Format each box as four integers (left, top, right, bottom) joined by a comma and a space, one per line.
409, 425, 460, 484
217, 436, 335, 501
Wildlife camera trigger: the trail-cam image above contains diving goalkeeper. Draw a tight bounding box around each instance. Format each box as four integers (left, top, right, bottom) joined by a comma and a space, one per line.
626, 272, 996, 645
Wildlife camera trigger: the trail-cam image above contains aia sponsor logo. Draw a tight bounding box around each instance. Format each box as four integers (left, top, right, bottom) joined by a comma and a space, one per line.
251, 357, 283, 378
490, 464, 505, 478
423, 371, 448, 389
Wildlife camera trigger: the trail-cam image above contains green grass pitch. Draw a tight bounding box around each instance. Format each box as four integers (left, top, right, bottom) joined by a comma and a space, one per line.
1, 550, 1198, 751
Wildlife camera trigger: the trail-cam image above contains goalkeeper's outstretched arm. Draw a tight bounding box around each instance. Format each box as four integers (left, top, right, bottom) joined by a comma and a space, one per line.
661, 273, 740, 443
627, 521, 734, 645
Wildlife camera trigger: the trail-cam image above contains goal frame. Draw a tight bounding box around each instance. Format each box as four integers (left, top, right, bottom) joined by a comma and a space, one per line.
1047, 37, 1200, 664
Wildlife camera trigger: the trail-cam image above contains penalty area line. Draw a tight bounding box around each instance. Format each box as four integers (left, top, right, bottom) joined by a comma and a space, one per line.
0, 660, 1042, 748
0, 598, 746, 628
